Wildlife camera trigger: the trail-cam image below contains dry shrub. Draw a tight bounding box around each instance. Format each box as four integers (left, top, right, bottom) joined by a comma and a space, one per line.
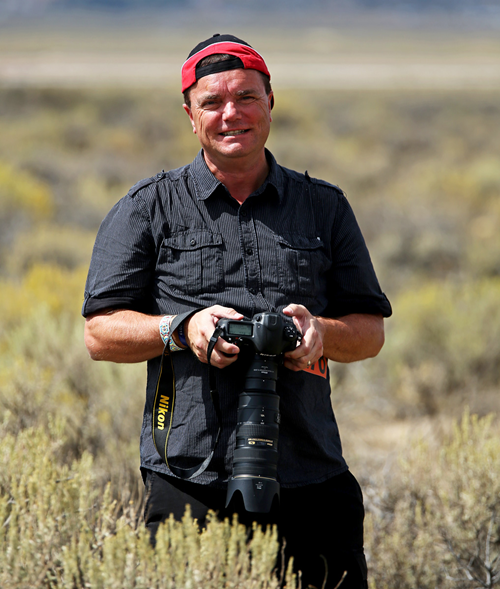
331, 277, 500, 419
0, 264, 146, 491
5, 224, 95, 275
0, 422, 296, 589
0, 160, 54, 218
0, 263, 87, 329
387, 279, 500, 414
0, 159, 54, 251
366, 410, 500, 589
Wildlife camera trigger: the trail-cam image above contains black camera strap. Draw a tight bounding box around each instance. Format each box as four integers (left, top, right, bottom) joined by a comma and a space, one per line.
152, 326, 223, 480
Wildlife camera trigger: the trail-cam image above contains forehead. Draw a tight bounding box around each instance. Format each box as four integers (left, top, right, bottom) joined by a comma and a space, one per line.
190, 68, 266, 98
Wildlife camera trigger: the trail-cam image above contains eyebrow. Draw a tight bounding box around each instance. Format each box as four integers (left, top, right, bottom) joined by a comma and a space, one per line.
197, 88, 258, 105
198, 93, 220, 103
234, 88, 256, 96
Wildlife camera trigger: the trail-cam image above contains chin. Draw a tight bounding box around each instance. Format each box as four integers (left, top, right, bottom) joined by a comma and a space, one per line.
214, 144, 254, 158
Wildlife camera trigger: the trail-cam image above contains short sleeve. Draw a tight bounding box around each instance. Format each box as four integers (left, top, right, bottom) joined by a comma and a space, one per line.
323, 193, 392, 318
82, 194, 156, 317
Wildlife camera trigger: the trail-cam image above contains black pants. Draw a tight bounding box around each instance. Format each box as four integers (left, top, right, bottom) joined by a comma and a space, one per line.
143, 469, 368, 589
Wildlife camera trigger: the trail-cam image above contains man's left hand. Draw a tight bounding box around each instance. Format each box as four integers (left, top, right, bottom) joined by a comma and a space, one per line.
282, 304, 325, 372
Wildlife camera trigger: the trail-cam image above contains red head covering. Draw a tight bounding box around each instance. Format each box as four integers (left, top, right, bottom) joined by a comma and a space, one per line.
181, 34, 271, 93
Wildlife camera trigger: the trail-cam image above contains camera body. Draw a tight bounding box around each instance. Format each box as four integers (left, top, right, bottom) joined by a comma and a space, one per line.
217, 312, 301, 513
217, 312, 300, 356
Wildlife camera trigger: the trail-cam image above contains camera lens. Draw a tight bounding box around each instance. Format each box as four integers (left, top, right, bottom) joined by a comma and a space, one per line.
226, 356, 281, 513
224, 312, 300, 514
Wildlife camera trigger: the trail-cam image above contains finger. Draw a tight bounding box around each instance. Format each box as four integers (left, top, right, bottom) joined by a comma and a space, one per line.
283, 304, 309, 334
283, 353, 320, 373
285, 334, 318, 359
209, 346, 240, 368
218, 338, 240, 356
285, 339, 323, 366
282, 304, 307, 322
283, 303, 305, 316
199, 330, 240, 366
283, 358, 301, 372
211, 306, 245, 321
283, 356, 310, 372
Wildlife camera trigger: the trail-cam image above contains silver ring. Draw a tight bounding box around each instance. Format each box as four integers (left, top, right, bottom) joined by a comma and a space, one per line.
307, 360, 312, 367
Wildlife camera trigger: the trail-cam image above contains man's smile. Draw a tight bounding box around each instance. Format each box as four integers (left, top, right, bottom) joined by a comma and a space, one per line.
220, 129, 249, 136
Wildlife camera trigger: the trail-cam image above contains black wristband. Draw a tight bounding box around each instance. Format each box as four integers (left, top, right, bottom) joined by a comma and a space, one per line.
177, 321, 187, 347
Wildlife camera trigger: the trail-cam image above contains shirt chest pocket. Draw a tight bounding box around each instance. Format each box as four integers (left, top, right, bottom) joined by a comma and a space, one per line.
275, 233, 328, 297
159, 230, 224, 295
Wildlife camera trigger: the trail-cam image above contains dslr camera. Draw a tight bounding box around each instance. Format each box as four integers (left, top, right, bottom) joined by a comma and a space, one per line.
217, 312, 301, 513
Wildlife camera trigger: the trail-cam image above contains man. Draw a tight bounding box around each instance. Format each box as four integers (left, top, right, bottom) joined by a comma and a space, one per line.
83, 33, 391, 589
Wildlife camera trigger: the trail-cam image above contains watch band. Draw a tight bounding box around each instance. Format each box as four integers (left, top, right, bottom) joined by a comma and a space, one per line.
159, 315, 185, 352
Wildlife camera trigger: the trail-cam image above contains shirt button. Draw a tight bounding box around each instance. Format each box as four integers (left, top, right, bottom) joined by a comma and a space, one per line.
246, 248, 253, 255
249, 288, 257, 295
190, 239, 196, 246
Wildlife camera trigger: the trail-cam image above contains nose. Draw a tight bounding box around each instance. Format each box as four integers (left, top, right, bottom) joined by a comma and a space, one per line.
222, 100, 240, 121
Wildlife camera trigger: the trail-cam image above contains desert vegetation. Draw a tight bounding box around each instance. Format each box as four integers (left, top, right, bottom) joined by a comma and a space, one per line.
1, 52, 500, 586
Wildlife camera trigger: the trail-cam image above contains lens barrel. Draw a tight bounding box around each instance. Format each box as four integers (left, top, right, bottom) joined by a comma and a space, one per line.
225, 355, 281, 513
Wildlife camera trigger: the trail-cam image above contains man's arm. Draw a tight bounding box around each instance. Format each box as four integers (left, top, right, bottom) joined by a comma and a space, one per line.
282, 303, 384, 372
84, 309, 166, 363
84, 305, 244, 365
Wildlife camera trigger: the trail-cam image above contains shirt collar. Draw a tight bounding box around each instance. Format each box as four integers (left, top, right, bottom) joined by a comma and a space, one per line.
189, 150, 221, 200
189, 149, 284, 203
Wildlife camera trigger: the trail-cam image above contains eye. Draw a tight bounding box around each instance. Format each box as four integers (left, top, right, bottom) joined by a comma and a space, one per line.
199, 97, 220, 109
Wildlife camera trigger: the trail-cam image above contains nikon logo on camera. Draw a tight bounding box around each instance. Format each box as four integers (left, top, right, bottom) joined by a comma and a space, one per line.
156, 395, 170, 431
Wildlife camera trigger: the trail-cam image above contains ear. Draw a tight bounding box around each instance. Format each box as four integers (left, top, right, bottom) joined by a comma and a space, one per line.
268, 91, 274, 119
183, 104, 197, 134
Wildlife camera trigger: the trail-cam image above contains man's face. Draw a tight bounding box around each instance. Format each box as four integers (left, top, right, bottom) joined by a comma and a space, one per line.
183, 68, 273, 168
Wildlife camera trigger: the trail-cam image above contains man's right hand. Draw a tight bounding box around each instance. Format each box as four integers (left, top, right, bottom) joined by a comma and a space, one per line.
184, 305, 244, 368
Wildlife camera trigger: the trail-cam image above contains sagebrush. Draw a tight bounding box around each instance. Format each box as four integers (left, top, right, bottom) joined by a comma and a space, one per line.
0, 420, 296, 589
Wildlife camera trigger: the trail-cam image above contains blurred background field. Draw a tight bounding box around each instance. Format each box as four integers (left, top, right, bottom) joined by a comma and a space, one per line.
1, 2, 500, 587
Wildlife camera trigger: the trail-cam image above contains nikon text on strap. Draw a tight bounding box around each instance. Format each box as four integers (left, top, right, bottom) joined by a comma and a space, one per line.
152, 326, 223, 480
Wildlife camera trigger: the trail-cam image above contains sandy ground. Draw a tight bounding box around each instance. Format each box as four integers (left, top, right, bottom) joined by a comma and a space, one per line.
1, 52, 499, 89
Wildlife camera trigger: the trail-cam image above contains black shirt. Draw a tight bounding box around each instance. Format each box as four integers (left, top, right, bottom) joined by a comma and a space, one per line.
83, 150, 391, 488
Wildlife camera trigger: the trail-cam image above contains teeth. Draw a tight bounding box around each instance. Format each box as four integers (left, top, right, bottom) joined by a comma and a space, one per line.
221, 130, 246, 136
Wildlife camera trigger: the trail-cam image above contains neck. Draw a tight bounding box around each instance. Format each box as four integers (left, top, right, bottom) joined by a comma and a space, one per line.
204, 151, 269, 205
